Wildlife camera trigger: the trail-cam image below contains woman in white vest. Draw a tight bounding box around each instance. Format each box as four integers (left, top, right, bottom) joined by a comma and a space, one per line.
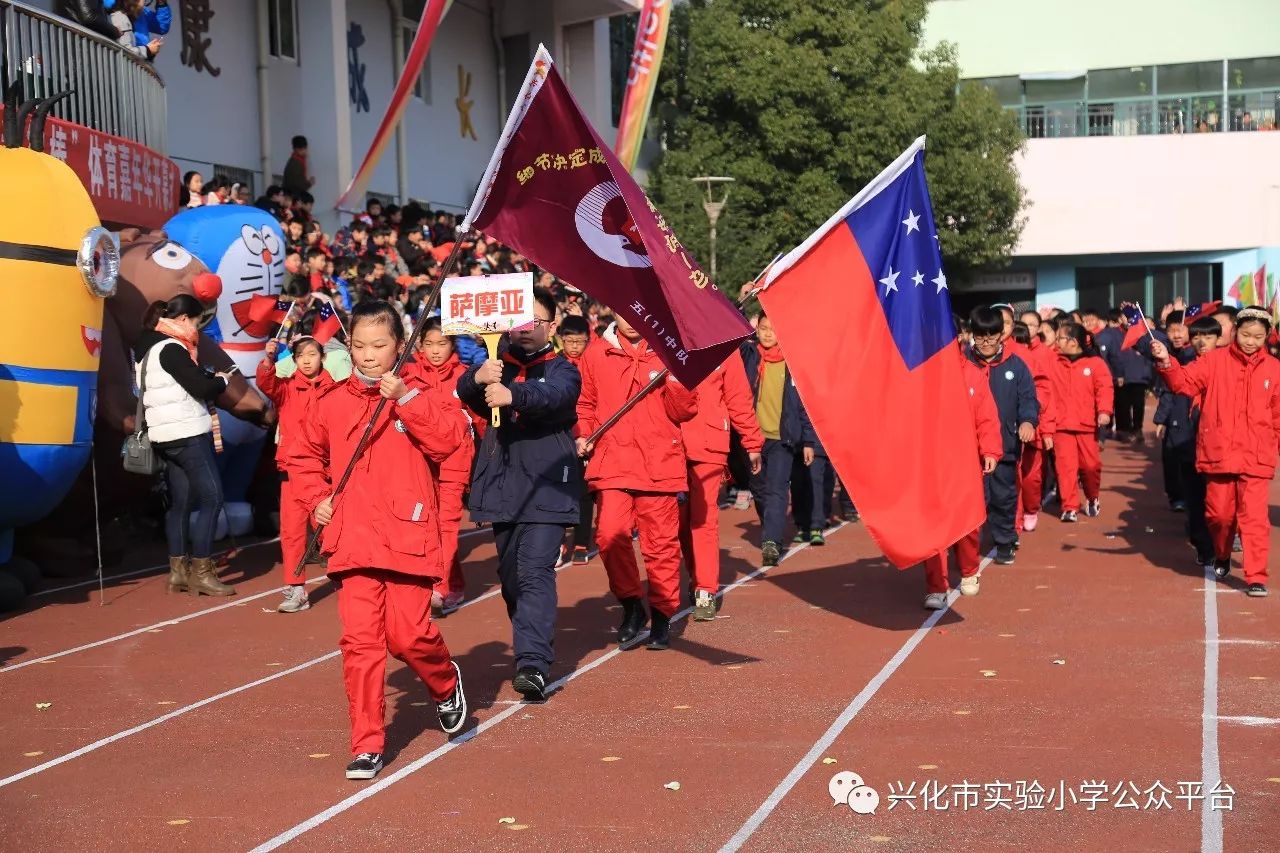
134, 295, 237, 596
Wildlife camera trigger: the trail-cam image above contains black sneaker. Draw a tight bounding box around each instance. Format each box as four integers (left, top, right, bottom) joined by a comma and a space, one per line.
1170, 500, 1188, 512
1213, 558, 1231, 581
437, 661, 467, 734
513, 666, 548, 701
762, 541, 781, 568
345, 752, 383, 781
646, 610, 671, 650
1246, 583, 1268, 598
1060, 510, 1078, 523
617, 596, 647, 645
1084, 498, 1101, 518
572, 546, 590, 566
994, 546, 1015, 565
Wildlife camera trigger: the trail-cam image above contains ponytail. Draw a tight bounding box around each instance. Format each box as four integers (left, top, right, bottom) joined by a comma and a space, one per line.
142, 294, 205, 330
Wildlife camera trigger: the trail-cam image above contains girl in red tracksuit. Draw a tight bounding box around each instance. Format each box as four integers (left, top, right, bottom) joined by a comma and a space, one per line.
288, 301, 468, 782
1011, 329, 1057, 532
576, 315, 697, 650
1050, 323, 1114, 522
922, 349, 1003, 609
257, 336, 335, 613
416, 318, 483, 614
679, 351, 764, 622
1152, 307, 1280, 597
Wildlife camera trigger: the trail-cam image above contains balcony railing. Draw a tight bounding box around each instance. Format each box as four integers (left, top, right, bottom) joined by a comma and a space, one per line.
1011, 90, 1280, 139
0, 0, 166, 151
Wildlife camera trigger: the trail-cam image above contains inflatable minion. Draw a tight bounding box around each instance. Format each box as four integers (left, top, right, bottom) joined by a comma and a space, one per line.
0, 90, 118, 608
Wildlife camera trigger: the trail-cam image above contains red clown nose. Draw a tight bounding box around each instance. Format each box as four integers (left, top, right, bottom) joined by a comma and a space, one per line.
193, 272, 223, 303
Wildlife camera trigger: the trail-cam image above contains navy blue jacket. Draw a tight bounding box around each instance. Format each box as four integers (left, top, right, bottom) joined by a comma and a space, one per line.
966, 346, 1039, 462
457, 345, 582, 525
740, 342, 824, 456
1094, 326, 1124, 382
1153, 346, 1198, 455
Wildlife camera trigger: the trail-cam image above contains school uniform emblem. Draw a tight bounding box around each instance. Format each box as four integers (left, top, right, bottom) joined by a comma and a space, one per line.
1266, 379, 1272, 390
1083, 367, 1092, 376
1004, 370, 1014, 380
649, 370, 660, 381
394, 419, 407, 433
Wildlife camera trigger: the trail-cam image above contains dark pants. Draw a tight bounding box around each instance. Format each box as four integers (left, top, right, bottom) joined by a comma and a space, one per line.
571, 462, 593, 549
1162, 442, 1185, 504
1041, 448, 1058, 502
156, 433, 224, 559
1114, 383, 1148, 435
493, 522, 561, 675
790, 452, 829, 533
825, 467, 857, 518
750, 438, 795, 545
727, 429, 752, 492
1178, 454, 1213, 561
985, 460, 1018, 548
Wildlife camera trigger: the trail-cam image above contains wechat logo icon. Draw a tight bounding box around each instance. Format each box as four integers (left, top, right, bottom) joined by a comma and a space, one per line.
829, 770, 880, 815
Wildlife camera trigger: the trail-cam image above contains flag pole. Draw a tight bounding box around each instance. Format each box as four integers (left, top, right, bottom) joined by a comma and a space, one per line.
1132, 302, 1158, 344
290, 230, 473, 579
581, 286, 759, 453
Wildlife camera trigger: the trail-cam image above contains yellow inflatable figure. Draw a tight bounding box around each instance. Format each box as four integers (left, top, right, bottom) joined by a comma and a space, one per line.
0, 90, 119, 581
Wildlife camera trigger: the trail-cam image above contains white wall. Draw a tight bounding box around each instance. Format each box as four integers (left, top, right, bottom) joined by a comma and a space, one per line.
1015, 132, 1280, 257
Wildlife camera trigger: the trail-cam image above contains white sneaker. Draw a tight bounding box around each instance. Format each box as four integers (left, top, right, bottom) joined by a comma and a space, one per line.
958, 576, 980, 596
923, 592, 948, 610
733, 490, 753, 511
277, 585, 310, 613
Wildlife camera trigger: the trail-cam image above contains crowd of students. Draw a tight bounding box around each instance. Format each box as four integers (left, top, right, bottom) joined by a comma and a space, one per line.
138, 223, 1280, 780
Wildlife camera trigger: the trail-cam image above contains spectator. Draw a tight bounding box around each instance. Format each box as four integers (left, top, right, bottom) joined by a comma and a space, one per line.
179, 171, 204, 208
253, 185, 287, 218
283, 135, 314, 197
232, 183, 252, 205
109, 0, 164, 60
204, 175, 230, 206
56, 0, 120, 41
331, 220, 370, 260
107, 0, 171, 53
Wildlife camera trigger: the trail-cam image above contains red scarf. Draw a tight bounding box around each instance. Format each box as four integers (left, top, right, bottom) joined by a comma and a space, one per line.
501, 347, 559, 383
609, 333, 652, 390
756, 342, 785, 385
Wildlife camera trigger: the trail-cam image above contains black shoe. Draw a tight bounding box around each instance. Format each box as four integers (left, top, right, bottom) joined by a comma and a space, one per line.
994, 546, 1015, 565
617, 596, 647, 645
1213, 558, 1231, 580
437, 660, 467, 734
1060, 510, 1078, 523
1170, 501, 1188, 512
762, 541, 781, 568
513, 666, 548, 701
1012, 538, 1021, 551
345, 752, 383, 780
1246, 583, 1268, 598
646, 610, 671, 650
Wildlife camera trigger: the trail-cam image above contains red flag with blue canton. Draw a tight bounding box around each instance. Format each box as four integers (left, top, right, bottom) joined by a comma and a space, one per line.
757, 137, 984, 568
1183, 300, 1221, 322
1119, 303, 1147, 351
313, 302, 343, 344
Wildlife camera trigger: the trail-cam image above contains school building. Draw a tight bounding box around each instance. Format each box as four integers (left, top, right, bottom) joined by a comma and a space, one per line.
922, 0, 1280, 312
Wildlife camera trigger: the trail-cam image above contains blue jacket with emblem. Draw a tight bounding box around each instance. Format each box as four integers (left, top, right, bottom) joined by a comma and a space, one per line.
1153, 345, 1199, 456
457, 343, 582, 525
740, 341, 824, 456
965, 346, 1039, 462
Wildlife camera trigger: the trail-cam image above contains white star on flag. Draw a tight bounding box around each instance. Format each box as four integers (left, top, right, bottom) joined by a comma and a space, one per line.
932, 269, 948, 293
912, 270, 924, 287
879, 267, 900, 294
902, 209, 921, 234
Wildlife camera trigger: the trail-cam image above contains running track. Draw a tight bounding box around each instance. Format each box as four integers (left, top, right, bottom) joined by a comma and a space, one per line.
0, 439, 1276, 851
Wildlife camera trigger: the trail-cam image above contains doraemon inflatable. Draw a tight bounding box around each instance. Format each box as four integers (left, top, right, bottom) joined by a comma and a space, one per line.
164, 205, 285, 535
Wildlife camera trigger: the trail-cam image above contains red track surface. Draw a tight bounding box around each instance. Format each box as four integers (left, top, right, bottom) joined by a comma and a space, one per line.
1, 439, 1276, 851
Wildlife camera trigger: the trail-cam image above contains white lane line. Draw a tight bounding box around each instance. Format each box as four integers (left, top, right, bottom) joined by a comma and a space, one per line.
719, 549, 996, 853
32, 539, 280, 597
1213, 715, 1280, 727
0, 538, 557, 788
2, 529, 494, 673
1201, 564, 1223, 853
248, 524, 849, 852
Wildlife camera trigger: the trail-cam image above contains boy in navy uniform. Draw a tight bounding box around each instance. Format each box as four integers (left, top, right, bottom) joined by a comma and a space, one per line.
966, 306, 1039, 564
458, 287, 580, 701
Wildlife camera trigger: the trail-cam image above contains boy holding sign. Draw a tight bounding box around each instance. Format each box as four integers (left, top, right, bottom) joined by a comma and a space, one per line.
456, 283, 582, 701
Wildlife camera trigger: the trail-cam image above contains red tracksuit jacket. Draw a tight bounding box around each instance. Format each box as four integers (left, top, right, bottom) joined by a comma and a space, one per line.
417, 353, 482, 485
1010, 338, 1058, 442
256, 361, 336, 472
962, 360, 1003, 461
682, 351, 764, 465
286, 365, 465, 577
576, 327, 698, 492
1159, 343, 1280, 477
1050, 353, 1114, 433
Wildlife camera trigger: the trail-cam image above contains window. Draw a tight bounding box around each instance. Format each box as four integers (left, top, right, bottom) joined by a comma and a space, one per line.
610, 12, 639, 126
1088, 67, 1152, 100
401, 21, 433, 103
268, 0, 298, 62
214, 165, 255, 198
502, 34, 531, 118
1157, 61, 1222, 94
1228, 57, 1280, 91
971, 76, 1021, 107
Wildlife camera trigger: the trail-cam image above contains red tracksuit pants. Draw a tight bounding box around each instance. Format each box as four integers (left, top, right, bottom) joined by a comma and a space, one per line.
1020, 444, 1045, 516
280, 476, 318, 584
1053, 432, 1101, 512
436, 480, 466, 597
923, 527, 981, 594
1205, 473, 1270, 585
679, 462, 724, 595
336, 569, 458, 755
596, 489, 682, 617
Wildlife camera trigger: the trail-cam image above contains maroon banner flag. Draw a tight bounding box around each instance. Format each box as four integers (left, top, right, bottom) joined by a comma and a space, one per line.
463, 45, 752, 387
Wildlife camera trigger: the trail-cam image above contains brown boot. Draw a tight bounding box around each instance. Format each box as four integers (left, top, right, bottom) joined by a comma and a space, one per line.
167, 556, 190, 593
187, 557, 234, 597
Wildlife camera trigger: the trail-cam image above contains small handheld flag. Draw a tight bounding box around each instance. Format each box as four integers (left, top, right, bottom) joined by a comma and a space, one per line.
313, 302, 344, 345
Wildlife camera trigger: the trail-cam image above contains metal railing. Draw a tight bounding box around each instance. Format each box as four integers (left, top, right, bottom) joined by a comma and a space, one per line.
1012, 90, 1280, 139
1, 0, 166, 151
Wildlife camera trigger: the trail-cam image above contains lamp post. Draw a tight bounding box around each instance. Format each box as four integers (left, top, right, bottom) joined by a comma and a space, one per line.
691, 176, 734, 282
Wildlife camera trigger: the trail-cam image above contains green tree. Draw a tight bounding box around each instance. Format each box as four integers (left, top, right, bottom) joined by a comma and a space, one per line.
647, 0, 1025, 300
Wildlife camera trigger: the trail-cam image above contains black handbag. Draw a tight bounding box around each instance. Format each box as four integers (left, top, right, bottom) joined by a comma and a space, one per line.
122, 347, 162, 476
